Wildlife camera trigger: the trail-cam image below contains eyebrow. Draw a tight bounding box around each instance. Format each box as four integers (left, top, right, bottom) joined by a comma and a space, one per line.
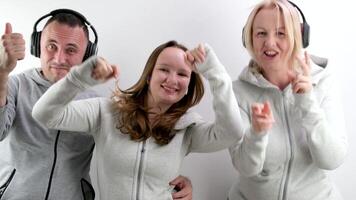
155, 63, 170, 67
46, 39, 79, 49
156, 64, 191, 72
254, 26, 286, 31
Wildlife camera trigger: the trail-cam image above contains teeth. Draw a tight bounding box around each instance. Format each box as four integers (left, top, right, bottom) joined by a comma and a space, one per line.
264, 50, 277, 56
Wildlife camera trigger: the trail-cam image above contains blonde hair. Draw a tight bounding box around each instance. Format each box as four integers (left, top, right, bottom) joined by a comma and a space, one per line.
243, 0, 303, 70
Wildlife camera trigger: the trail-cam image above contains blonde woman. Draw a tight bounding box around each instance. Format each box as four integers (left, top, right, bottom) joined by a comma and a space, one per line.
228, 0, 347, 199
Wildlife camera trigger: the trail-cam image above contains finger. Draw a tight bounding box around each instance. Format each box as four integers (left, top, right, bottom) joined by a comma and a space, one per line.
301, 51, 311, 76
293, 82, 310, 94
304, 51, 310, 67
111, 65, 120, 79
196, 50, 205, 63
97, 58, 112, 76
296, 53, 310, 76
251, 103, 262, 114
184, 52, 196, 71
191, 50, 202, 63
292, 74, 311, 91
169, 175, 185, 185
5, 23, 12, 34
294, 74, 310, 84
172, 188, 190, 198
287, 70, 296, 83
262, 101, 271, 115
185, 52, 195, 63
198, 43, 205, 57
13, 50, 25, 60
91, 71, 98, 80
255, 117, 274, 125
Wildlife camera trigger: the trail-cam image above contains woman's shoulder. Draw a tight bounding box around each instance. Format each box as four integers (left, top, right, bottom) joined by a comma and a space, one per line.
174, 110, 203, 130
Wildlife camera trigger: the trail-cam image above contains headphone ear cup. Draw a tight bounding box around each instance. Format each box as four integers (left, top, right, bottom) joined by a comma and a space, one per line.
242, 27, 246, 48
301, 22, 310, 48
83, 41, 97, 61
30, 31, 42, 58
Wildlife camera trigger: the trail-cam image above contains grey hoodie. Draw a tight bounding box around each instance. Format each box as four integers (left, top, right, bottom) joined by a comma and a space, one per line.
0, 68, 97, 200
228, 61, 347, 200
32, 45, 245, 200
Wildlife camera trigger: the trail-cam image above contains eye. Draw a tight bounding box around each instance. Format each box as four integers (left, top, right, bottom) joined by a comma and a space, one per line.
158, 67, 169, 72
277, 31, 286, 37
46, 43, 57, 51
66, 48, 78, 55
178, 72, 189, 77
256, 31, 267, 37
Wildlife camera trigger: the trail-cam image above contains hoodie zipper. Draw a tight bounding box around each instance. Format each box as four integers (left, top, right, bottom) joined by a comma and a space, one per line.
136, 140, 146, 200
281, 94, 295, 200
44, 130, 61, 200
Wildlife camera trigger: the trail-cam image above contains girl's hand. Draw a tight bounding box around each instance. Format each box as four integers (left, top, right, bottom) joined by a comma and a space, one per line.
91, 57, 119, 81
186, 43, 205, 71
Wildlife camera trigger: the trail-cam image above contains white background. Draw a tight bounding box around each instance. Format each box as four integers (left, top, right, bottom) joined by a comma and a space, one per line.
1, 0, 355, 199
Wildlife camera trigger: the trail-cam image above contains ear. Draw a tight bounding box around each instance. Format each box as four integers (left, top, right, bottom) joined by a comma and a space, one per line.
146, 76, 151, 84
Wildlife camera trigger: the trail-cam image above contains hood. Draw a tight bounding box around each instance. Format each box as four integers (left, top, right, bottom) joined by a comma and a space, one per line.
238, 59, 327, 89
25, 68, 52, 88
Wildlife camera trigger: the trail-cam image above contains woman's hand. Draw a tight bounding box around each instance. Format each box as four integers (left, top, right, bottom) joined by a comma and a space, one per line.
251, 101, 274, 134
91, 57, 119, 81
288, 51, 312, 94
186, 43, 206, 71
169, 175, 193, 200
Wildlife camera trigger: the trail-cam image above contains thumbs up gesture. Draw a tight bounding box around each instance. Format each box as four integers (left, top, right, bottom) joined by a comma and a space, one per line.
0, 23, 25, 72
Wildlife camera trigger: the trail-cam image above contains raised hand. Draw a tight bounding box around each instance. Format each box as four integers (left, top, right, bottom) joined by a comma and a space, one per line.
288, 51, 312, 94
0, 23, 25, 72
251, 101, 274, 134
186, 43, 205, 71
91, 57, 119, 81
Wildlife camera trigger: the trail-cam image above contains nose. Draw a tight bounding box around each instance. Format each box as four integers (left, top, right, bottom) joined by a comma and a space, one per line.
53, 49, 67, 64
166, 72, 178, 85
264, 34, 277, 48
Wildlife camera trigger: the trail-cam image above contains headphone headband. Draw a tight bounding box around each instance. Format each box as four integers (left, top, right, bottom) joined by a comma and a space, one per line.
287, 1, 307, 24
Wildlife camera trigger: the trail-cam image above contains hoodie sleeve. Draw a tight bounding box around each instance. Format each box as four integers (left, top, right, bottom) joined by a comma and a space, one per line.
294, 64, 348, 170
0, 76, 18, 140
186, 44, 244, 153
32, 56, 103, 134
228, 104, 269, 177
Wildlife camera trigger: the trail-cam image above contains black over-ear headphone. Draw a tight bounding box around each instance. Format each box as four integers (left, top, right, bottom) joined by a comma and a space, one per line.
30, 8, 98, 61
288, 1, 310, 48
242, 0, 310, 48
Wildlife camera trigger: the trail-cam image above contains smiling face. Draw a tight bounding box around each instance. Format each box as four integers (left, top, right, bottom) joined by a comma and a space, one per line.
40, 21, 88, 83
252, 6, 290, 73
147, 47, 192, 113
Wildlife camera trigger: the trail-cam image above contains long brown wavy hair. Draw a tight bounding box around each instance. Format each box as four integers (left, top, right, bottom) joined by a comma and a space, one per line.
111, 40, 205, 145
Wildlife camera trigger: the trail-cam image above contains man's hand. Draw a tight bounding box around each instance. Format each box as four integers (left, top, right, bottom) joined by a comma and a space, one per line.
0, 23, 25, 73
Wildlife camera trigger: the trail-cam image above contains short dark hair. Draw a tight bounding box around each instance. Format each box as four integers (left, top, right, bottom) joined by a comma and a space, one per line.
44, 13, 89, 40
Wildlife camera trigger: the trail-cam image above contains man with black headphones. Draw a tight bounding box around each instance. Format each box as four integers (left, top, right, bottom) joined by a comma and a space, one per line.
0, 9, 98, 200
